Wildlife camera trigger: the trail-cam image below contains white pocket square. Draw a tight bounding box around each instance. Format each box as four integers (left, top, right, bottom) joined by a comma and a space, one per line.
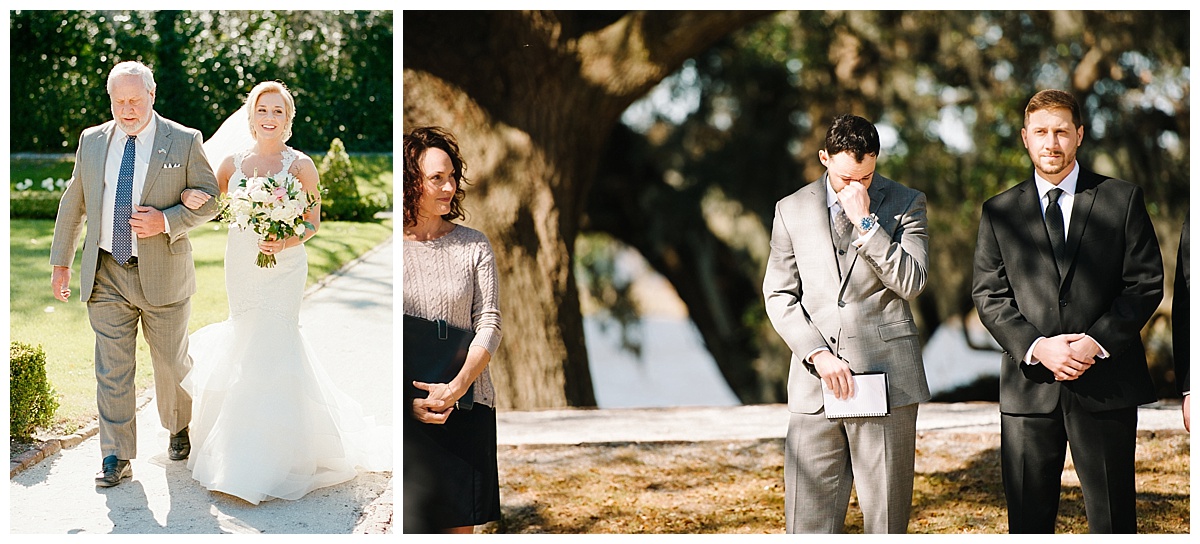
163, 162, 182, 169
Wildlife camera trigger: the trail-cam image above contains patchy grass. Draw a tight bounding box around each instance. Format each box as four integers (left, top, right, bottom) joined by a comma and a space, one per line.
488, 430, 1189, 534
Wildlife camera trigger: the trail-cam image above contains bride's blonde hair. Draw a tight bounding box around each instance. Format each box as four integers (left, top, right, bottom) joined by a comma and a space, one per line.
245, 81, 296, 142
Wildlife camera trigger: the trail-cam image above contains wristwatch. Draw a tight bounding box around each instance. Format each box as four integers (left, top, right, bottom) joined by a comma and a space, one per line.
859, 213, 878, 232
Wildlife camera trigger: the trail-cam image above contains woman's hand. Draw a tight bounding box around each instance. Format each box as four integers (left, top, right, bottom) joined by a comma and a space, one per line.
413, 381, 459, 411
411, 381, 461, 424
411, 396, 454, 424
180, 188, 213, 210
258, 237, 288, 255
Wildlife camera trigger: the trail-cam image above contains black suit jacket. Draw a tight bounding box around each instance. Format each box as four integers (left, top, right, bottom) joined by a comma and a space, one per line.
1173, 214, 1190, 395
972, 168, 1164, 414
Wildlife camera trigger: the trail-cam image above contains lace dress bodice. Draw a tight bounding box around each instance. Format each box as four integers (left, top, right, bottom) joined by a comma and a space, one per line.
224, 147, 304, 323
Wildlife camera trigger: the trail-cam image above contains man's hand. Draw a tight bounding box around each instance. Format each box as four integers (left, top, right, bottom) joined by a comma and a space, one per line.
130, 204, 166, 238
1183, 394, 1191, 432
836, 181, 872, 225
1033, 333, 1095, 381
812, 350, 855, 400
1067, 335, 1103, 364
51, 266, 71, 302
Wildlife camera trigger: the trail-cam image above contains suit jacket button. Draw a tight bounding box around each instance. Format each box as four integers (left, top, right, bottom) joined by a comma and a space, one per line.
838, 249, 846, 255
1059, 300, 1068, 307
829, 337, 836, 344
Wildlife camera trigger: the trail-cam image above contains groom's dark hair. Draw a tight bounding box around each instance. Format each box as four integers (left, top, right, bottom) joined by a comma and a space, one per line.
823, 114, 880, 162
403, 126, 469, 227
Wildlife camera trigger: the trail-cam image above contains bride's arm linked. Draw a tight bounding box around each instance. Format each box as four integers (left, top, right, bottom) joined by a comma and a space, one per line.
181, 155, 235, 209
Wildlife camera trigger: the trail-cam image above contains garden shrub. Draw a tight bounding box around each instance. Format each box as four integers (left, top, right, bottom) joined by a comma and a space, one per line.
318, 137, 369, 221
10, 341, 60, 441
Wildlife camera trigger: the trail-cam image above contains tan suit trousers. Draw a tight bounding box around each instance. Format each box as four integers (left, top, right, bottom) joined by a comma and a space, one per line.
88, 251, 193, 459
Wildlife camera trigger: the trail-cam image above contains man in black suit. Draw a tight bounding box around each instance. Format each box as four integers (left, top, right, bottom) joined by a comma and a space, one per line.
1173, 214, 1189, 432
972, 89, 1163, 533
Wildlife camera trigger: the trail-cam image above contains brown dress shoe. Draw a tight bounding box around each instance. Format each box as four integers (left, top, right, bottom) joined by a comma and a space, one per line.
169, 426, 191, 461
95, 455, 131, 487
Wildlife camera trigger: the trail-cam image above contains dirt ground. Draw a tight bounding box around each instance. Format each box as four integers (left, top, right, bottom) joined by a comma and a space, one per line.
485, 430, 1190, 534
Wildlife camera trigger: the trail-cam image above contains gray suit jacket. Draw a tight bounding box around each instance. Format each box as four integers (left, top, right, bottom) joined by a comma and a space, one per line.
50, 114, 220, 306
764, 174, 932, 414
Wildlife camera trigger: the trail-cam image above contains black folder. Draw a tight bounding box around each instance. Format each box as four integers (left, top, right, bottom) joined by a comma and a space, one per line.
403, 314, 475, 411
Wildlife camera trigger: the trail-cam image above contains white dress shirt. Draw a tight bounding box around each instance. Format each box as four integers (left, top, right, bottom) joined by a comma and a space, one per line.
99, 115, 159, 257
1033, 162, 1079, 238
1023, 161, 1109, 364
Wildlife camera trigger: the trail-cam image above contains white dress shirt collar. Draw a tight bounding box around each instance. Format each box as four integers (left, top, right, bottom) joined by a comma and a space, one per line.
824, 175, 839, 210
117, 112, 158, 151
1033, 160, 1080, 200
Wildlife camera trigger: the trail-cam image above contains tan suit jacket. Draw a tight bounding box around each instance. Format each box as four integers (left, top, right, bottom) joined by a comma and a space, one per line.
764, 174, 931, 413
49, 114, 219, 305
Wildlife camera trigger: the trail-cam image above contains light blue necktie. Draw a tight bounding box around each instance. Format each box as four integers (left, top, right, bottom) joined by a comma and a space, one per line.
112, 135, 136, 265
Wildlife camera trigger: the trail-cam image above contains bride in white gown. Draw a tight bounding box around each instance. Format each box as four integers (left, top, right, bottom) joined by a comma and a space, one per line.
179, 81, 390, 504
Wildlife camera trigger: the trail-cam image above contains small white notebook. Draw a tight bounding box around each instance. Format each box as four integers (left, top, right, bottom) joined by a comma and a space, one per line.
822, 372, 890, 418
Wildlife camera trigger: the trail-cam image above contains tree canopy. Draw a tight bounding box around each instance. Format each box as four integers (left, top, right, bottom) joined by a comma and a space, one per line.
9, 10, 392, 152
413, 11, 1189, 407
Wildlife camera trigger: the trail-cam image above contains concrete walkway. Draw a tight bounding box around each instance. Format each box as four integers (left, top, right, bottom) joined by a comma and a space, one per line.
497, 401, 1187, 446
8, 239, 394, 534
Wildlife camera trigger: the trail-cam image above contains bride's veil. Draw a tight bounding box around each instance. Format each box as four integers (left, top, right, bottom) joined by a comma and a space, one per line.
202, 104, 255, 172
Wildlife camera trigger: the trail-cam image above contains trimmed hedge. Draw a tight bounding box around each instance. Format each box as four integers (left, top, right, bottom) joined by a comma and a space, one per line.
10, 191, 62, 220
10, 341, 60, 441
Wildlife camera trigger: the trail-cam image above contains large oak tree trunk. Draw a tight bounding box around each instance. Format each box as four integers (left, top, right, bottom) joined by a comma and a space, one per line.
403, 11, 767, 408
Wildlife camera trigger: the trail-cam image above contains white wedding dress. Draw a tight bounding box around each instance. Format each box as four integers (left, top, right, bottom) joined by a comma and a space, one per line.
182, 149, 390, 504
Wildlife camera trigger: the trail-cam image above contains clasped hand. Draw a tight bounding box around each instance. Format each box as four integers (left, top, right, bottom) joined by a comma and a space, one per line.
1034, 333, 1100, 381
411, 381, 459, 424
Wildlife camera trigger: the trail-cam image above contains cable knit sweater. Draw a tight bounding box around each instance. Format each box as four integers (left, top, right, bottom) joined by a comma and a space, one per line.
403, 224, 501, 408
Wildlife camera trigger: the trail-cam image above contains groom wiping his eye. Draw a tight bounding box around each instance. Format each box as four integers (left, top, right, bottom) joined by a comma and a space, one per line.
49, 60, 221, 488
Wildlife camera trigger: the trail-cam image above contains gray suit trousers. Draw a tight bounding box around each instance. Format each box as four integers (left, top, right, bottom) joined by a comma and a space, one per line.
784, 403, 919, 533
88, 251, 193, 459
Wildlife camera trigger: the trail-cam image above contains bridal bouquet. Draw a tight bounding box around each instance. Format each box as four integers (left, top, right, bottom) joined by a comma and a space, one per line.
218, 173, 317, 268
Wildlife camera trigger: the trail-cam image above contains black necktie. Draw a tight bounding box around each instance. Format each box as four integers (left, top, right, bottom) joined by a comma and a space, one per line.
112, 135, 137, 264
1045, 187, 1067, 276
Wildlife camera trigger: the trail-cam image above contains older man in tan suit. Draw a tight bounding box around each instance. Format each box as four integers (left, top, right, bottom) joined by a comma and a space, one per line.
764, 114, 931, 533
50, 61, 219, 487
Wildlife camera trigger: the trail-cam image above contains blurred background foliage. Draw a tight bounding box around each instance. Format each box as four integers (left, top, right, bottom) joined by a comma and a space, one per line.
9, 10, 392, 153
581, 11, 1188, 402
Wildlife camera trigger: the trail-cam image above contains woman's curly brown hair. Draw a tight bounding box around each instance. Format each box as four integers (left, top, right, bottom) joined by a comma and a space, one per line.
403, 126, 469, 227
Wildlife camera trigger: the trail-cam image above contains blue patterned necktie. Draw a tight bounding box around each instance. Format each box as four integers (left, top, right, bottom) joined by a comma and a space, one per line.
112, 134, 136, 264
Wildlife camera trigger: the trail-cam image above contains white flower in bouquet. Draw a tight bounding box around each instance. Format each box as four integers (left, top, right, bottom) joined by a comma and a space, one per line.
217, 172, 317, 268
269, 205, 297, 222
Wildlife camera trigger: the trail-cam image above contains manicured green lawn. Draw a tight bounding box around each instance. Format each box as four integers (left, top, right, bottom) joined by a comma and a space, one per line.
9, 217, 392, 436
9, 152, 393, 435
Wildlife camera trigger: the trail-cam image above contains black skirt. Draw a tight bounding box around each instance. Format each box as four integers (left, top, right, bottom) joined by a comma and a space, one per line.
403, 404, 501, 532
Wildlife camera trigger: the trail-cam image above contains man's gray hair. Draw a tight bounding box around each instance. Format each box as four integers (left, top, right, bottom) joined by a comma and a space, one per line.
107, 61, 156, 95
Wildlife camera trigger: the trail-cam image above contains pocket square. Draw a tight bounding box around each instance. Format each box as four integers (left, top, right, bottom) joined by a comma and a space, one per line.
163, 162, 182, 169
